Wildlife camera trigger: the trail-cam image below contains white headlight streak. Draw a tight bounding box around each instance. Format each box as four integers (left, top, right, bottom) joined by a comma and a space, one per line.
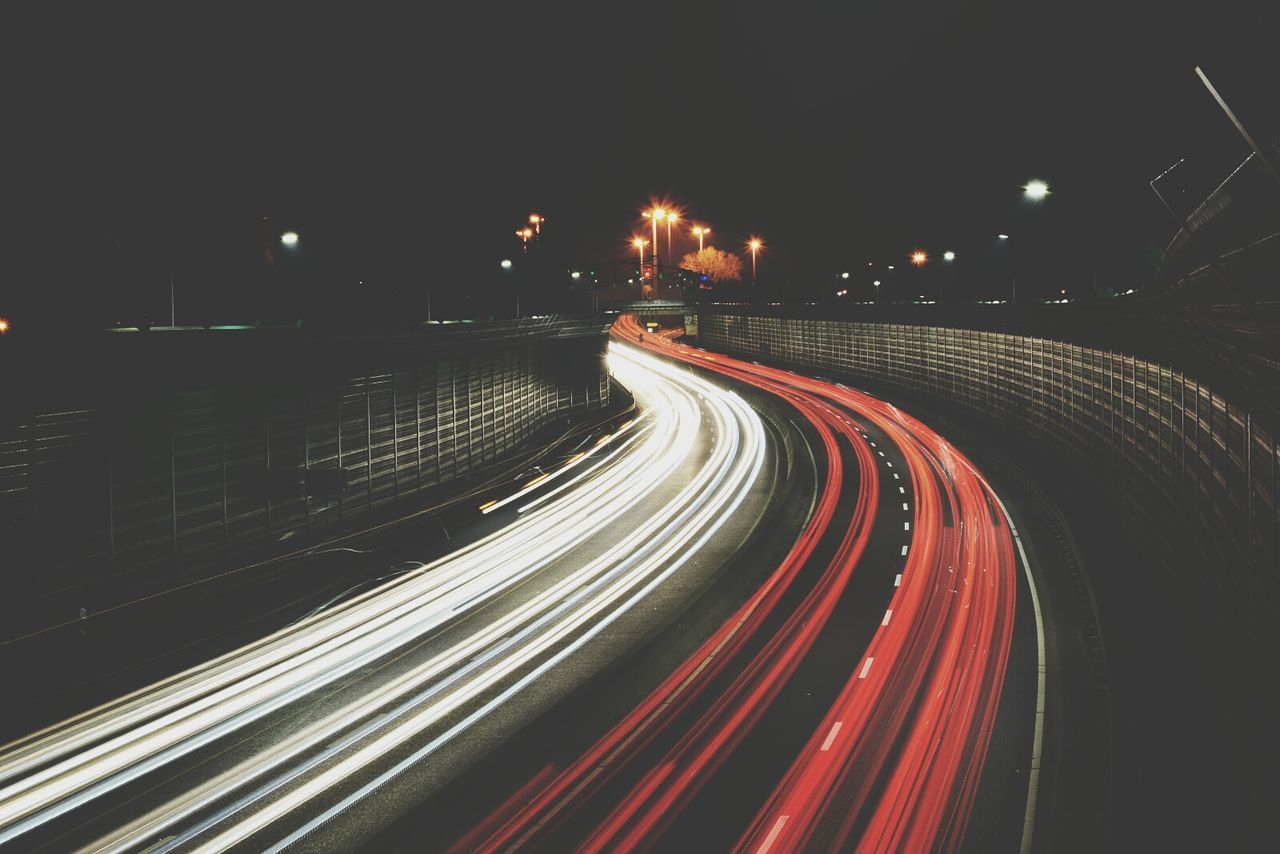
0, 343, 767, 852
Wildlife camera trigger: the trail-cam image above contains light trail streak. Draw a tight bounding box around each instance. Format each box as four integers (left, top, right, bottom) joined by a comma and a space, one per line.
468, 316, 1021, 852
0, 344, 767, 851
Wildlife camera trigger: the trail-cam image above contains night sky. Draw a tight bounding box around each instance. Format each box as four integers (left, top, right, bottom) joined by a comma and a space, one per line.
5, 0, 1277, 330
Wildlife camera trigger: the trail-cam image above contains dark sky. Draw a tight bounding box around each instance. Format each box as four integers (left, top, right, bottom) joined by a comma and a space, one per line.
5, 0, 1277, 328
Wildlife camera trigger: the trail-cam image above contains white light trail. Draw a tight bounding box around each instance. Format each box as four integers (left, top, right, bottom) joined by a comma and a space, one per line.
0, 344, 767, 852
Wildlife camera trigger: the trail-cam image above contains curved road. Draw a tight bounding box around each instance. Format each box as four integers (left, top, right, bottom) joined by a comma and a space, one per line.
460, 316, 1032, 852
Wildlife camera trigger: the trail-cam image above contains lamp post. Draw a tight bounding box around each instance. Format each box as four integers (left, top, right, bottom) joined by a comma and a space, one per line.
528, 213, 544, 235
665, 211, 678, 262
942, 250, 956, 301
997, 234, 1015, 302
748, 237, 763, 282
633, 237, 648, 284
501, 259, 519, 317
692, 225, 710, 252
643, 208, 664, 268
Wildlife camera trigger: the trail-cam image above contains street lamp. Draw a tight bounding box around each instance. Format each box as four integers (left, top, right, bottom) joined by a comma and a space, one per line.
501, 259, 520, 317
943, 250, 956, 262
642, 207, 665, 268
632, 236, 648, 280
873, 280, 881, 301
665, 211, 678, 261
280, 231, 299, 247
528, 213, 545, 235
911, 250, 928, 266
747, 237, 763, 281
1023, 179, 1050, 200
516, 227, 533, 252
692, 225, 711, 252
996, 234, 1015, 301
0, 317, 9, 334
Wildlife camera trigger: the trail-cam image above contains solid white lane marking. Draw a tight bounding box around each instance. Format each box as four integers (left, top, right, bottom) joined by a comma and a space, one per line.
858, 657, 874, 679
894, 573, 902, 587
988, 490, 1048, 854
901, 545, 909, 556
758, 815, 790, 854
881, 610, 893, 626
820, 721, 843, 751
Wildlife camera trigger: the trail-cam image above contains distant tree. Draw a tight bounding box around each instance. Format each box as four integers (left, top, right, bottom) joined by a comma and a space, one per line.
679, 247, 743, 283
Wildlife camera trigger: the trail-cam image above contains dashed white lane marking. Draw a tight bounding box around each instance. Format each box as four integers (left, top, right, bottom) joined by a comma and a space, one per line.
858, 657, 875, 679
881, 609, 893, 626
869, 441, 876, 447
820, 721, 844, 751
899, 486, 906, 494
904, 521, 911, 531
902, 502, 910, 511
901, 545, 909, 556
894, 573, 902, 587
758, 815, 790, 854
877, 450, 885, 457
886, 461, 893, 467
893, 472, 899, 479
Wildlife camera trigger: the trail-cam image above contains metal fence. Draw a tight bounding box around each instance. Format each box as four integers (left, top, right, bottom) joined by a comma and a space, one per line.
699, 311, 1278, 609
1, 324, 610, 601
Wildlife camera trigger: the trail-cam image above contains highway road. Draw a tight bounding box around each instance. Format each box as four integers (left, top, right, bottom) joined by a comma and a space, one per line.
457, 315, 1034, 852
0, 344, 776, 851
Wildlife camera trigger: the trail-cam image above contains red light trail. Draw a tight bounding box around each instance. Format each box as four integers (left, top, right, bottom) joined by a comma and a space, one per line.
461, 315, 1020, 852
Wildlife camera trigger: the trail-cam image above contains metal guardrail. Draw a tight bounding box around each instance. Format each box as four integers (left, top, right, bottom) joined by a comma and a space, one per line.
699, 310, 1278, 612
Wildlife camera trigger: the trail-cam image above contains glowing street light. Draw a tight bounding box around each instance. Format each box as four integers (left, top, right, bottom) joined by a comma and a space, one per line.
500, 259, 513, 269
943, 250, 956, 261
0, 317, 9, 334
528, 213, 545, 234
996, 234, 1016, 301
873, 280, 881, 301
692, 225, 711, 252
1023, 179, 1050, 200
642, 207, 665, 267
632, 236, 649, 275
516, 227, 534, 252
841, 272, 850, 279
280, 231, 299, 247
911, 250, 928, 266
747, 237, 763, 281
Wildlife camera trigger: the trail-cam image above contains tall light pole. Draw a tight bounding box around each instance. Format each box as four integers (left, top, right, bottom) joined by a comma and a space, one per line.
528, 213, 544, 235
997, 234, 1015, 301
516, 227, 533, 252
643, 208, 665, 268
692, 225, 710, 252
665, 211, 678, 263
633, 237, 648, 283
501, 259, 518, 317
748, 237, 763, 282
942, 250, 956, 301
